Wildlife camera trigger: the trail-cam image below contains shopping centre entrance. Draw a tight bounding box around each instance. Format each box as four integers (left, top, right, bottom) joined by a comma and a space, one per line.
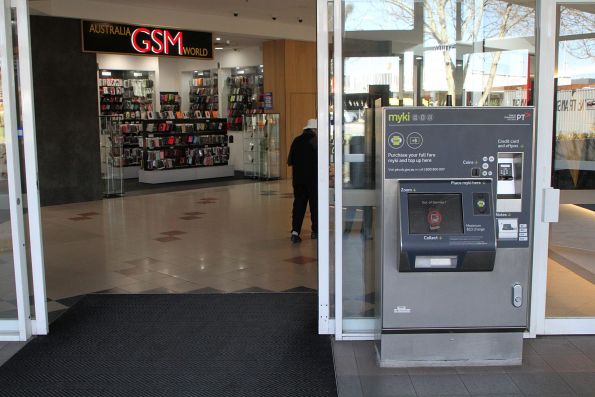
1, 0, 595, 346
37, 17, 319, 316
0, 0, 321, 341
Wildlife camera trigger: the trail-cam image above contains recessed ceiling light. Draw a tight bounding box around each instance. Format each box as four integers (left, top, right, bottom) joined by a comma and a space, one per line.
216, 37, 221, 41
415, 56, 423, 60
215, 47, 224, 50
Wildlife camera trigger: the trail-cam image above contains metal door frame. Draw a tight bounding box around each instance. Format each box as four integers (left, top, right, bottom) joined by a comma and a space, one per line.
0, 0, 47, 341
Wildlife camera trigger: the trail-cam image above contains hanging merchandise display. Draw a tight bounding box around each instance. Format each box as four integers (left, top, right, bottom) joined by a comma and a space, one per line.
140, 111, 229, 171
189, 69, 219, 114
98, 70, 155, 121
160, 92, 182, 113
227, 66, 264, 131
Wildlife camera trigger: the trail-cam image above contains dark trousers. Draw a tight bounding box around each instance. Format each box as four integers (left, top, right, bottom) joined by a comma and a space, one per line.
292, 183, 318, 235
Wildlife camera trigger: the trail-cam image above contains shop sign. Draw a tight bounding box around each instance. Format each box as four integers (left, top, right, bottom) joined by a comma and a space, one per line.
263, 92, 273, 110
82, 20, 212, 59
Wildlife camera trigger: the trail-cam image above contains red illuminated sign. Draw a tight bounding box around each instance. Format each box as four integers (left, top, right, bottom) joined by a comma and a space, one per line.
82, 21, 212, 59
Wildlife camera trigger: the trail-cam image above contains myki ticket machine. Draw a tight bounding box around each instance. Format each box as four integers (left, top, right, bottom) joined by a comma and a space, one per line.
376, 107, 534, 366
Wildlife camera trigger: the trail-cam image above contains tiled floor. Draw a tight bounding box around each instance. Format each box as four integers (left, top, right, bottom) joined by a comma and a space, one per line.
0, 181, 595, 394
334, 336, 595, 396
0, 341, 27, 367
0, 184, 593, 322
548, 204, 595, 318
47, 179, 317, 293
0, 179, 318, 320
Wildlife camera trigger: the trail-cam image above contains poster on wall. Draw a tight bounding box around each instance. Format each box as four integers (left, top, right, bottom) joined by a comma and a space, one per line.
263, 92, 273, 110
82, 20, 213, 59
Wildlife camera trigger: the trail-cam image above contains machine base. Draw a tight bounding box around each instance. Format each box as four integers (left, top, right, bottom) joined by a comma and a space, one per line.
378, 332, 523, 367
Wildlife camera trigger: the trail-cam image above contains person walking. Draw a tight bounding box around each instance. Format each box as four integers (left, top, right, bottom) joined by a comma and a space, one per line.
288, 119, 318, 243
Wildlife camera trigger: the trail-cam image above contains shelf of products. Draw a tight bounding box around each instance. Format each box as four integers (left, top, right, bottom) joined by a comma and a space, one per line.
227, 66, 264, 131
118, 122, 143, 168
141, 117, 229, 171
243, 113, 280, 180
160, 91, 181, 113
98, 70, 155, 121
189, 70, 218, 114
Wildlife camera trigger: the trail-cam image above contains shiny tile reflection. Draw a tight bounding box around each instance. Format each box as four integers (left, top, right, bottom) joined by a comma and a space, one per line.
40, 180, 318, 302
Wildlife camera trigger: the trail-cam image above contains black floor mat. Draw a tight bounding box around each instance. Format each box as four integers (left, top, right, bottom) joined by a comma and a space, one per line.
0, 294, 337, 397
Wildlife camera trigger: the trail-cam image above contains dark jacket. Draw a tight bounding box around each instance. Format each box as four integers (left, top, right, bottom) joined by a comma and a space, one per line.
288, 129, 317, 185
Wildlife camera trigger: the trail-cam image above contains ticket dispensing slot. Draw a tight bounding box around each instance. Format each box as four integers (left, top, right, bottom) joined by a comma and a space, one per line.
497, 153, 523, 213
398, 180, 496, 272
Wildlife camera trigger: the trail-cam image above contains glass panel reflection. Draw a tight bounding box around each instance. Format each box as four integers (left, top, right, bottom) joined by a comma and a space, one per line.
345, 0, 414, 32
547, 3, 595, 320
463, 49, 530, 106
329, 0, 336, 322
0, 68, 18, 321
340, 0, 536, 332
552, 4, 595, 190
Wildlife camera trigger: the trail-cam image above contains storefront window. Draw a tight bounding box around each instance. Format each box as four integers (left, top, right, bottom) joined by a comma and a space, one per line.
339, 0, 536, 333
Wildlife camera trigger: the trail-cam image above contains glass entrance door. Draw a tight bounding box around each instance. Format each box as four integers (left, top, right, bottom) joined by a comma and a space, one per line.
0, 0, 30, 340
318, 0, 595, 338
545, 1, 595, 334
329, 0, 537, 339
0, 0, 47, 341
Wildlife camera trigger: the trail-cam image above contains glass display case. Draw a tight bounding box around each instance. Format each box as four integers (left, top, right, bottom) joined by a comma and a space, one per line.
243, 113, 280, 180
99, 115, 124, 197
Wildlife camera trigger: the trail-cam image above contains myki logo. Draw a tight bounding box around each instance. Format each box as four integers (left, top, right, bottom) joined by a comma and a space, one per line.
388, 112, 411, 124
131, 28, 184, 55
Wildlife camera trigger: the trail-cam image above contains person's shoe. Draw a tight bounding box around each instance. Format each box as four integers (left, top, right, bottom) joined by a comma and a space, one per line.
311, 232, 317, 240
291, 231, 302, 243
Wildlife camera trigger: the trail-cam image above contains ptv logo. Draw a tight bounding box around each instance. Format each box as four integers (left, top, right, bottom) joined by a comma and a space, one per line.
517, 112, 532, 121
505, 112, 532, 122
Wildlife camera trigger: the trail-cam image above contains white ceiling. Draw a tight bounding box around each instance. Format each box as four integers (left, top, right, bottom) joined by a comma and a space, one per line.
211, 32, 269, 51
28, 0, 316, 48
96, 0, 316, 27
